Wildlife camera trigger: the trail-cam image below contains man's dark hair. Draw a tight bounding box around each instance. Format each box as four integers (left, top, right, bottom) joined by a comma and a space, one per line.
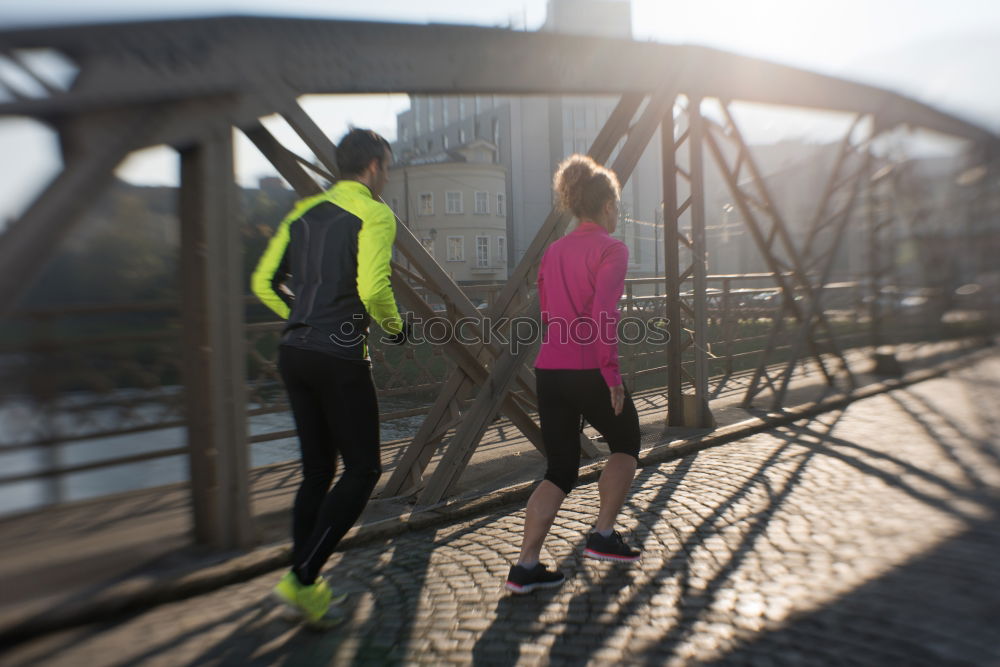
337, 128, 392, 178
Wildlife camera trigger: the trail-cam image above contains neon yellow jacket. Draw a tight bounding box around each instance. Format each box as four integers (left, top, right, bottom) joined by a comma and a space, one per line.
251, 180, 402, 360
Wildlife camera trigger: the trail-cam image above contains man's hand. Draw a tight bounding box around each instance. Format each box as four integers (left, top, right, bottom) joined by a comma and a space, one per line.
388, 318, 412, 345
609, 384, 625, 416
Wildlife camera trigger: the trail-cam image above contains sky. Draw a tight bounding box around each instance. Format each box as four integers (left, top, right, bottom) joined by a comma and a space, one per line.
2, 0, 999, 220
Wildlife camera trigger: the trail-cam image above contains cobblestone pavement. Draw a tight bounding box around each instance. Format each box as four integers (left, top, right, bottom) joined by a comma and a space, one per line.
6, 355, 1000, 666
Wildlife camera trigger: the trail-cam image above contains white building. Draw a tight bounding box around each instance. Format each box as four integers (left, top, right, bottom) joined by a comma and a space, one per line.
393, 0, 666, 277
384, 141, 509, 284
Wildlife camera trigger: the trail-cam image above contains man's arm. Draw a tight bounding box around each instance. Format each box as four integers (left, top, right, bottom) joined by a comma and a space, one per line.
250, 213, 295, 319
357, 204, 403, 335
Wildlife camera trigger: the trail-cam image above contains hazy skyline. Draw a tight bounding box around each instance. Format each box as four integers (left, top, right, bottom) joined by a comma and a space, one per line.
2, 0, 999, 220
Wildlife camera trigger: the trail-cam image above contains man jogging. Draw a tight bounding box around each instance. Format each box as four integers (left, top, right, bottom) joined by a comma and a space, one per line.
251, 128, 405, 627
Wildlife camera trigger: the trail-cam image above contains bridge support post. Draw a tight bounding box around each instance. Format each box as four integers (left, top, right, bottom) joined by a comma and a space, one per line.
178, 126, 253, 550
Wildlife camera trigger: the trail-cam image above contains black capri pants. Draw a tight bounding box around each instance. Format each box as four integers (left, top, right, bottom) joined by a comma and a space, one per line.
536, 368, 641, 495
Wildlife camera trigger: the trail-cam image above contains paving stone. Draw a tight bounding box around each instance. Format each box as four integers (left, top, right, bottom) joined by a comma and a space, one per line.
5, 357, 1000, 666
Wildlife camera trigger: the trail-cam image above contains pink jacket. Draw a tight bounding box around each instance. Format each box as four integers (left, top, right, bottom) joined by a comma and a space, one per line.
534, 221, 629, 387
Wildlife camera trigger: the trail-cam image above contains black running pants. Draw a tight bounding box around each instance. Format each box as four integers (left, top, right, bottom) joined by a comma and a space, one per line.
278, 345, 382, 585
536, 368, 640, 495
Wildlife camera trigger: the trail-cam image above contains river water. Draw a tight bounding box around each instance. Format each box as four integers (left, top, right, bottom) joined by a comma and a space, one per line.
0, 390, 426, 518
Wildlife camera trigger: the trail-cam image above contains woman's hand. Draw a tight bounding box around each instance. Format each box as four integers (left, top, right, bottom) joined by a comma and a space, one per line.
609, 384, 625, 416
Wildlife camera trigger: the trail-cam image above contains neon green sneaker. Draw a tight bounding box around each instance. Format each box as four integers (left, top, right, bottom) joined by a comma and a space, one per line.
272, 570, 347, 625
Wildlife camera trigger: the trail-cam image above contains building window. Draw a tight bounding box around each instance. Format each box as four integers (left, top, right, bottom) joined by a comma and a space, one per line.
476, 236, 490, 268
400, 126, 408, 142
459, 97, 466, 120
497, 236, 506, 263
447, 235, 464, 262
459, 128, 466, 144
474, 191, 489, 215
443, 99, 449, 126
414, 97, 422, 135
443, 135, 449, 150
421, 237, 435, 258
418, 193, 433, 216
496, 193, 506, 217
445, 191, 463, 214
426, 139, 434, 152
428, 98, 436, 131
492, 118, 500, 147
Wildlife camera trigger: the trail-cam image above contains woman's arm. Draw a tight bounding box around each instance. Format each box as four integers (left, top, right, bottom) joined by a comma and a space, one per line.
590, 241, 629, 388
537, 249, 549, 326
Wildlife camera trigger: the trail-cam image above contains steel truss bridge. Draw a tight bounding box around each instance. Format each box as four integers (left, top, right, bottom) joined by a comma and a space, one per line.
1, 17, 997, 549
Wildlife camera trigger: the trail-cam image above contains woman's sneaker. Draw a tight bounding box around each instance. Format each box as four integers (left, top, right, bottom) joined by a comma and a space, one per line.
583, 530, 640, 562
505, 563, 566, 593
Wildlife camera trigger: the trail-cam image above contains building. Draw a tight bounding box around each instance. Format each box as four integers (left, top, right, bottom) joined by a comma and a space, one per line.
391, 0, 910, 284
392, 0, 665, 278
383, 141, 509, 285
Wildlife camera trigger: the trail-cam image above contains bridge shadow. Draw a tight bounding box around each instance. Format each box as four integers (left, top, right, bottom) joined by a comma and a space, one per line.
13, 502, 538, 667
887, 382, 1000, 480
9, 363, 998, 665
473, 388, 998, 666
471, 453, 699, 666
469, 415, 830, 666
698, 511, 1000, 665
625, 379, 1000, 664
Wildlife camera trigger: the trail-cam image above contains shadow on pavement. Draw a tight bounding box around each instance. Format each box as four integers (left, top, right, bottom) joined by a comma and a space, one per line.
477, 394, 997, 667
639, 382, 1000, 665
700, 512, 1000, 665
471, 453, 700, 666
889, 385, 1000, 478
9, 359, 998, 665
186, 509, 514, 665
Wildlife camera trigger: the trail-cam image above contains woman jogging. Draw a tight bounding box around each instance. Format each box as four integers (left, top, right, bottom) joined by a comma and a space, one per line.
505, 154, 642, 594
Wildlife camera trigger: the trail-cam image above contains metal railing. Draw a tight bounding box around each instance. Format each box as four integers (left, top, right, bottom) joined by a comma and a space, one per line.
2, 273, 993, 516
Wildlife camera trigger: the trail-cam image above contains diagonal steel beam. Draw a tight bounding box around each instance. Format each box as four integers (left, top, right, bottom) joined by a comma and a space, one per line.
485, 92, 646, 324
0, 106, 169, 318
258, 107, 547, 497
702, 128, 837, 405
764, 120, 878, 403
383, 92, 648, 496
769, 140, 874, 407
243, 121, 325, 196
702, 102, 860, 405
385, 273, 545, 496
416, 87, 679, 505
242, 121, 547, 495
416, 293, 542, 506
275, 100, 538, 405
800, 116, 864, 261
